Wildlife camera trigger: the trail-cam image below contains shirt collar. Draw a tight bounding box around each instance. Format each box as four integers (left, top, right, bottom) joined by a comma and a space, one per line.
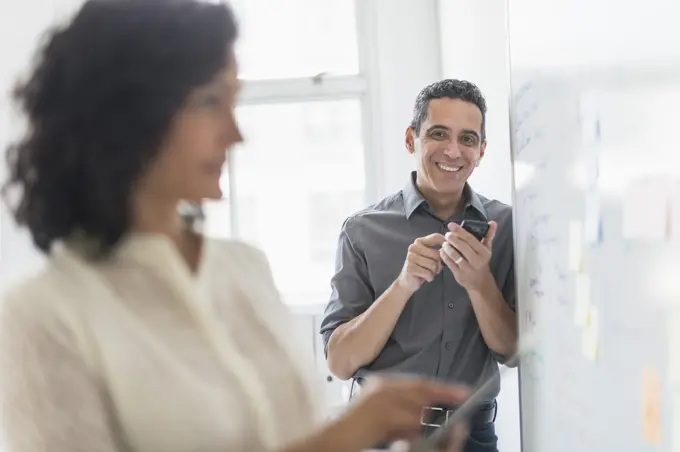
402, 171, 487, 220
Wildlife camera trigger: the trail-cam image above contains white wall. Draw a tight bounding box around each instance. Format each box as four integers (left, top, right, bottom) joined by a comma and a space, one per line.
362, 0, 443, 199
437, 0, 513, 205
0, 2, 75, 290
436, 1, 520, 452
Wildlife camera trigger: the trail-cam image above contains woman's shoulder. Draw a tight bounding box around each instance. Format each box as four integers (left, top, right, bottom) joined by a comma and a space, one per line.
204, 237, 271, 274
0, 261, 85, 350
2, 263, 64, 314
202, 238, 286, 312
206, 237, 264, 257
0, 245, 104, 337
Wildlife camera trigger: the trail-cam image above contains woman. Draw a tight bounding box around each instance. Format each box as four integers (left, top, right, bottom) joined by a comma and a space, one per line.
0, 0, 469, 451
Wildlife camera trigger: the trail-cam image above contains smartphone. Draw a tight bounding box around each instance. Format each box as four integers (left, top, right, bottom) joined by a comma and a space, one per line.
460, 220, 490, 241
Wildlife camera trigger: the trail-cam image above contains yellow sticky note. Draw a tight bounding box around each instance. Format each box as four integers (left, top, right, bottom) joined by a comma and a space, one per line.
574, 274, 590, 327
568, 220, 584, 272
642, 367, 662, 444
581, 305, 599, 361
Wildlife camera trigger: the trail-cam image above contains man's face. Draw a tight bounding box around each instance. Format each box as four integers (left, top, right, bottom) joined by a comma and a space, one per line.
406, 97, 486, 196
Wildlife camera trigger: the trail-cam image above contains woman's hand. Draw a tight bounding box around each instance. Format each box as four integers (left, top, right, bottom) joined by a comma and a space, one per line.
387, 423, 469, 452
342, 376, 470, 448
281, 377, 469, 452
441, 423, 469, 452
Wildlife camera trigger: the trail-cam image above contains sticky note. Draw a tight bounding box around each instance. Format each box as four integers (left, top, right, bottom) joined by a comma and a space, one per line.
642, 367, 662, 444
568, 220, 584, 272
585, 193, 602, 244
574, 274, 591, 327
622, 178, 669, 240
581, 305, 599, 361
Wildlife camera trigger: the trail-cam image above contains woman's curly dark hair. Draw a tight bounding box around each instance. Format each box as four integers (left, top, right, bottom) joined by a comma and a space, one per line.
2, 0, 237, 256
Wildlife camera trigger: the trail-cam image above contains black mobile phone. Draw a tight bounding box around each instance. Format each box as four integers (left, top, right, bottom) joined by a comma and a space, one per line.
460, 219, 490, 241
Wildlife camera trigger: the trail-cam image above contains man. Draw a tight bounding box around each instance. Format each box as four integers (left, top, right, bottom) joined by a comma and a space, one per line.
319, 79, 516, 451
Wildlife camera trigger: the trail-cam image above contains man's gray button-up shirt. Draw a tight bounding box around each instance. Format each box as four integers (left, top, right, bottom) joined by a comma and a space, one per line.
320, 172, 516, 400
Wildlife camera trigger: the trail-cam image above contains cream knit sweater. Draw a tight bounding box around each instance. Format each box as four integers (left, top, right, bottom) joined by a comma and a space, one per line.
0, 235, 323, 452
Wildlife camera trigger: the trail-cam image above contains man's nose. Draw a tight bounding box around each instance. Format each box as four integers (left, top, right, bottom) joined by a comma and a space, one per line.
442, 143, 462, 159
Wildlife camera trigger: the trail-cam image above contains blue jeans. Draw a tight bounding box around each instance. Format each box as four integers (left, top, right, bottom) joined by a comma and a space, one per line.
465, 422, 499, 452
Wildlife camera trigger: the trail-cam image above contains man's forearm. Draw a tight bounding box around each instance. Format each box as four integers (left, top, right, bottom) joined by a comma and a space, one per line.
467, 272, 517, 357
326, 281, 412, 380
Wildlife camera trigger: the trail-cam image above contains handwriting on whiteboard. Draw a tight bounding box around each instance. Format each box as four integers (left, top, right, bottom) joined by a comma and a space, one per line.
521, 350, 544, 383
512, 78, 547, 158
517, 184, 569, 316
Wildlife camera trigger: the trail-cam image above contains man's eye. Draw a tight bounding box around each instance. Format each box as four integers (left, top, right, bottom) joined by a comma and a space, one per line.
461, 135, 476, 145
431, 131, 446, 139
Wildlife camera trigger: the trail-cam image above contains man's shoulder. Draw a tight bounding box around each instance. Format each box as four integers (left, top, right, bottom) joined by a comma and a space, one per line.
342, 191, 406, 232
477, 194, 513, 224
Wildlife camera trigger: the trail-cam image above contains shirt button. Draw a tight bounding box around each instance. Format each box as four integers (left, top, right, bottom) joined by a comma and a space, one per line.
445, 342, 453, 350
448, 303, 454, 309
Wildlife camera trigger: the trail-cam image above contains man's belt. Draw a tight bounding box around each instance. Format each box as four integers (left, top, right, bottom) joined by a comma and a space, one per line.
420, 399, 497, 427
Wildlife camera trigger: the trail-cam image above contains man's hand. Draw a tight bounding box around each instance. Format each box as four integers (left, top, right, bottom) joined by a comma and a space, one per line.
397, 233, 447, 294
440, 221, 497, 291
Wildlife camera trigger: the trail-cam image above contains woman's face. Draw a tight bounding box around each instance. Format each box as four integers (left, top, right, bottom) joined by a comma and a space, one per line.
139, 50, 242, 204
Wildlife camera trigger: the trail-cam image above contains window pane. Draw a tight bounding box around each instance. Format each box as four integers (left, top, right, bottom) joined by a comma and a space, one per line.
229, 99, 366, 305
230, 0, 359, 80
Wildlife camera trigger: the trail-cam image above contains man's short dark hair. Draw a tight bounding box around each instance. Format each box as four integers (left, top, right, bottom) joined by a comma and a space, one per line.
410, 79, 487, 141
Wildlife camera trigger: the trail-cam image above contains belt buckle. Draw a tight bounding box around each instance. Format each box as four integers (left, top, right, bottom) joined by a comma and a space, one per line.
420, 406, 451, 428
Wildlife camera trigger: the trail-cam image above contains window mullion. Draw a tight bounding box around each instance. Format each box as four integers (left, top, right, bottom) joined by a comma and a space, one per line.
238, 74, 367, 105
354, 0, 383, 204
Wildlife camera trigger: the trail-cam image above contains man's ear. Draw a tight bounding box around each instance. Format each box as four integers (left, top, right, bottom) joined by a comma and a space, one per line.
477, 140, 487, 166
405, 127, 416, 154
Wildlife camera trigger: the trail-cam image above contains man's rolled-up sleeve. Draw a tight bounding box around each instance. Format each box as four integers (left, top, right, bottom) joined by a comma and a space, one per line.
319, 219, 374, 357
492, 231, 518, 366
502, 253, 517, 313
499, 212, 517, 313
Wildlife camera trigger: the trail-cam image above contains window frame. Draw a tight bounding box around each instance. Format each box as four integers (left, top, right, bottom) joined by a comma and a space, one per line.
226, 0, 382, 238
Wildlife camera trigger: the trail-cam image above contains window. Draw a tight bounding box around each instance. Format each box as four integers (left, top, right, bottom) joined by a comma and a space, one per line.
205, 1, 372, 307
230, 0, 359, 80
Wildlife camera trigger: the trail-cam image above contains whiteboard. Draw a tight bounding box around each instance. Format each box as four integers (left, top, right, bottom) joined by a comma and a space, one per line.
507, 0, 680, 451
